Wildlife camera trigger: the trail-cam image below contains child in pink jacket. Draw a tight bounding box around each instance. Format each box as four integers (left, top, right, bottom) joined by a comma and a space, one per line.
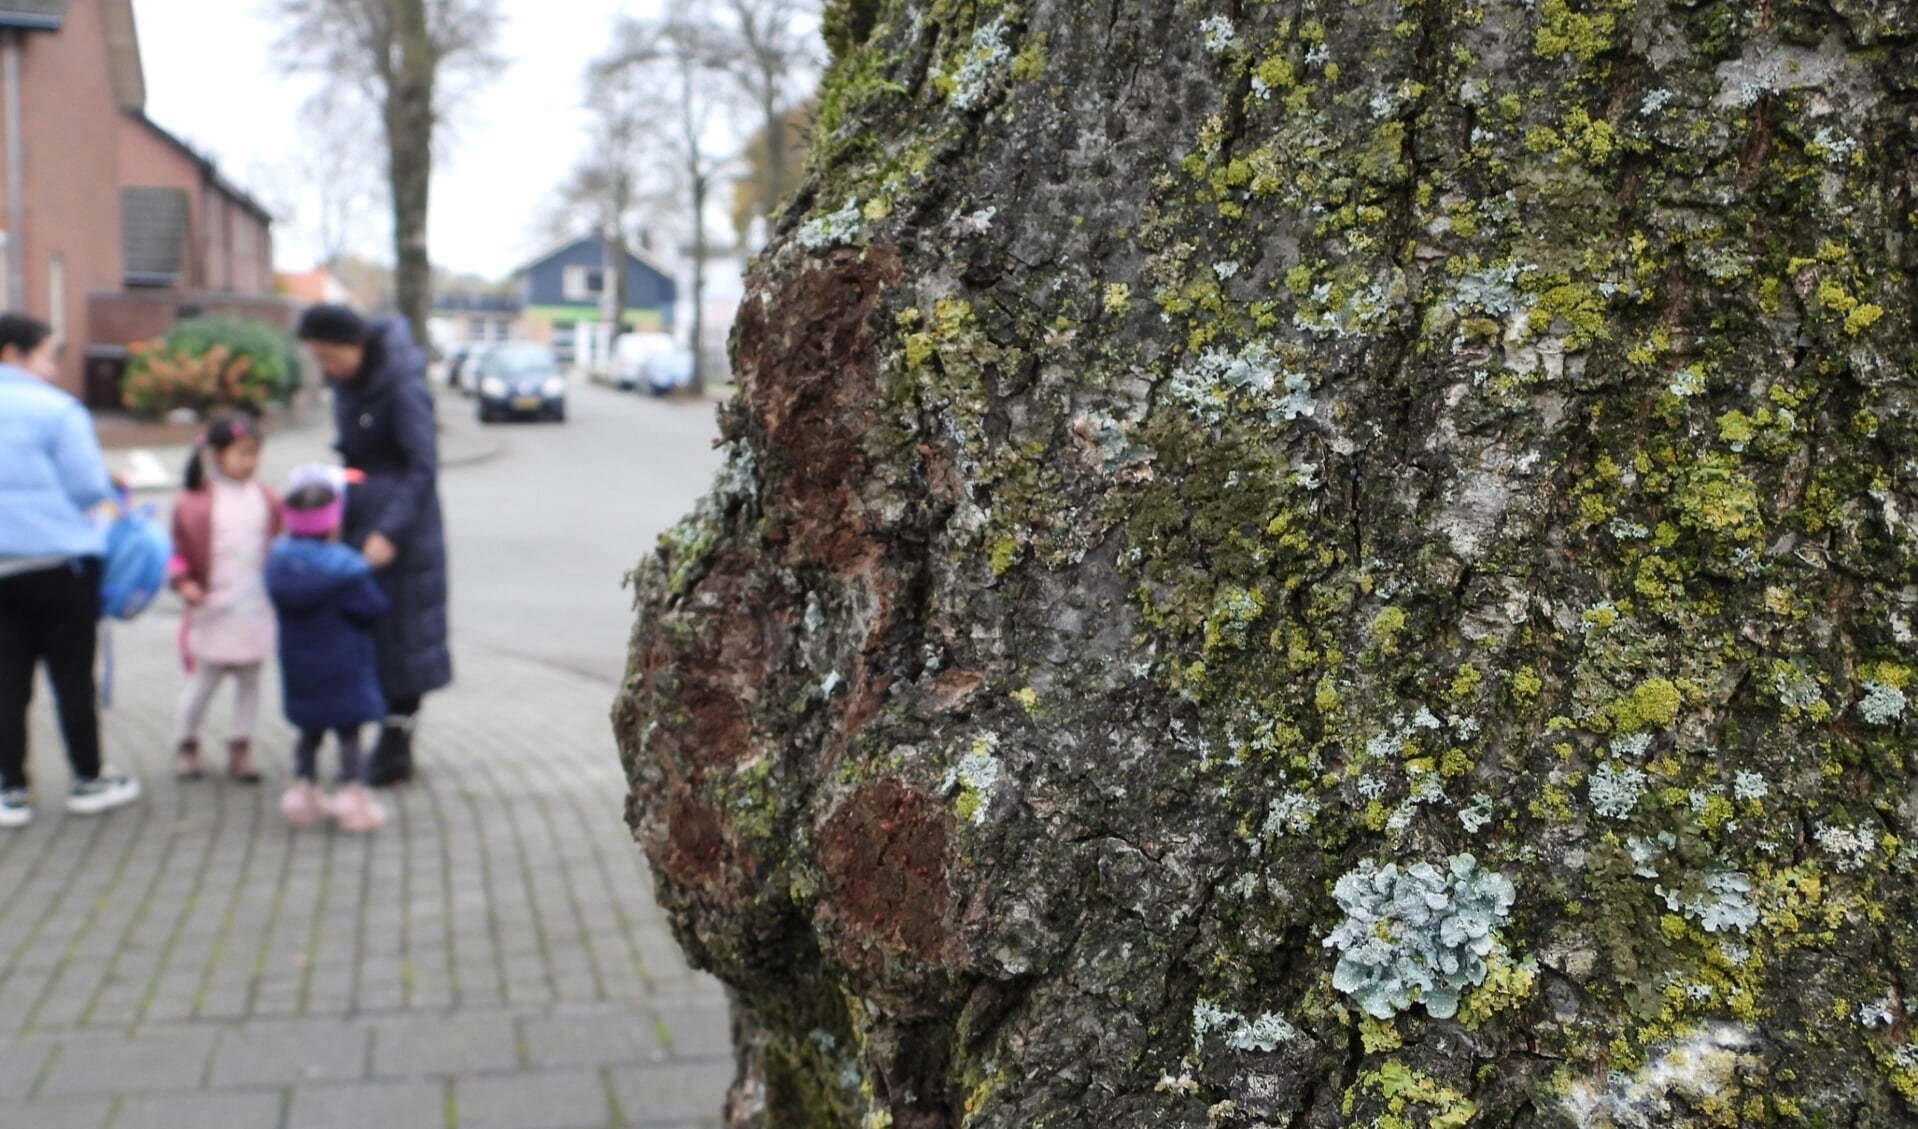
169, 412, 282, 780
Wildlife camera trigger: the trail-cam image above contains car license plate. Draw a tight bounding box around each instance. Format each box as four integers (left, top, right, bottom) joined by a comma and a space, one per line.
512, 396, 543, 411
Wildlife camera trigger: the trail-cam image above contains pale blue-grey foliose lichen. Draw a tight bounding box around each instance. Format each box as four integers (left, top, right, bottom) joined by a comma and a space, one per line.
1654, 869, 1759, 934
1858, 681, 1907, 726
795, 201, 863, 250
1198, 14, 1236, 55
1191, 998, 1301, 1053
1324, 853, 1516, 1020
1590, 761, 1649, 820
944, 17, 1010, 111
1165, 343, 1315, 427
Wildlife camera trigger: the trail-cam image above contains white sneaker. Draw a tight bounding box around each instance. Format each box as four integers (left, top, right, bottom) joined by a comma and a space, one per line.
0, 788, 31, 828
66, 773, 141, 816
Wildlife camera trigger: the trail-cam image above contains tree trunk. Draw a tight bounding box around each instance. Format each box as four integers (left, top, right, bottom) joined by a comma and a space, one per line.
762, 87, 785, 216
617, 1, 1918, 1126
386, 0, 436, 348
609, 225, 631, 341
688, 168, 709, 395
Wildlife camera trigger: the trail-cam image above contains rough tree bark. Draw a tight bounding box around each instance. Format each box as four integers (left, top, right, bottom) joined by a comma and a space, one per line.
617, 1, 1918, 1126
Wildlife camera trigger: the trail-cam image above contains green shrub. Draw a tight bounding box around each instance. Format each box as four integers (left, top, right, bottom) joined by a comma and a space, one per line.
163, 316, 302, 400
121, 315, 302, 416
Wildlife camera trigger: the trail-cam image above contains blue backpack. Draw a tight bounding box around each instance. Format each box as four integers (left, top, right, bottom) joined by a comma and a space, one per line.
99, 490, 171, 621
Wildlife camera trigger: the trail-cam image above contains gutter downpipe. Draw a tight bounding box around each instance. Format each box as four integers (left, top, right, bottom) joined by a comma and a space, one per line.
3, 30, 23, 312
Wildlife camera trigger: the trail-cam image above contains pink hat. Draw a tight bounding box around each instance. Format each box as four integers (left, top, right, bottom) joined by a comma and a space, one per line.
283, 464, 363, 536
284, 499, 343, 537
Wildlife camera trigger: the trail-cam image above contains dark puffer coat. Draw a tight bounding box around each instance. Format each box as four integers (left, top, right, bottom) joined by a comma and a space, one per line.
332, 317, 453, 700
266, 538, 390, 732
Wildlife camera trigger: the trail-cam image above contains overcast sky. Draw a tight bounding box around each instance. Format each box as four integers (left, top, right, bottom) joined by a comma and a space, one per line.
136, 0, 653, 279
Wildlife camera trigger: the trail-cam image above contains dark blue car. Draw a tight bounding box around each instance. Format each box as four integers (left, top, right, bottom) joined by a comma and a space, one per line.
475, 342, 567, 423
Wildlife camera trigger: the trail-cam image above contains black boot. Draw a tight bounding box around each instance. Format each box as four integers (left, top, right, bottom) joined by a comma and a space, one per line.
366, 718, 415, 788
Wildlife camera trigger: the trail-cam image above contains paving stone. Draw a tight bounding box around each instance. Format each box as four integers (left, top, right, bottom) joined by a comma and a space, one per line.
6, 1097, 112, 1129
209, 1019, 371, 1087
114, 1091, 286, 1129
358, 980, 406, 1010
371, 1012, 519, 1077
456, 1068, 612, 1129
523, 1009, 668, 1068
609, 1060, 734, 1126
652, 1002, 733, 1061
289, 1080, 445, 1129
0, 1039, 54, 1092
37, 1028, 217, 1096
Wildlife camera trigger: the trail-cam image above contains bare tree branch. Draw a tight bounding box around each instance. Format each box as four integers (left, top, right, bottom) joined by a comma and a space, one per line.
586, 7, 751, 392
269, 0, 504, 345
715, 0, 819, 215
298, 92, 389, 267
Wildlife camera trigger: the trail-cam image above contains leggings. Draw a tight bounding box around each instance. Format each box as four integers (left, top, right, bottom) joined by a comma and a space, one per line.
176, 662, 262, 746
294, 727, 366, 785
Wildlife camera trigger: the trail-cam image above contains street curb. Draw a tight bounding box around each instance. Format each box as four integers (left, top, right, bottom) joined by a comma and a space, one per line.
441, 428, 506, 469
432, 389, 506, 470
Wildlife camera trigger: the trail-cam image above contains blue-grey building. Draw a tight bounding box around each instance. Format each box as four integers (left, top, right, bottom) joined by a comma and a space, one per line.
514, 235, 676, 363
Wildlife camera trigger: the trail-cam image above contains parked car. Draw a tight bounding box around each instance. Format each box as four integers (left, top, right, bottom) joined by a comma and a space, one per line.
639, 346, 696, 395
447, 343, 492, 397
611, 332, 674, 391
442, 343, 471, 390
475, 343, 567, 423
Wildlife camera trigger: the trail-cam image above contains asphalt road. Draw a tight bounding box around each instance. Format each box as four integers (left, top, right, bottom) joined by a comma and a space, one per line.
442, 380, 726, 687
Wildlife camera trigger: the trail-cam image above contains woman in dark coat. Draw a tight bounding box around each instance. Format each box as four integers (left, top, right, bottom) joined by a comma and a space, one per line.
296, 305, 452, 785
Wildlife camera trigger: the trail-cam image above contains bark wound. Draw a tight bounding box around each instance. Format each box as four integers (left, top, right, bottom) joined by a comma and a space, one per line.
735, 243, 903, 574
734, 245, 909, 766
639, 554, 784, 772
818, 780, 957, 969
659, 790, 753, 891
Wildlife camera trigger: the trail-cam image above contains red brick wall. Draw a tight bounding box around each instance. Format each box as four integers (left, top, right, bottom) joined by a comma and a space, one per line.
89, 289, 297, 349
231, 206, 270, 295
117, 113, 204, 286
1, 0, 126, 398
201, 187, 226, 291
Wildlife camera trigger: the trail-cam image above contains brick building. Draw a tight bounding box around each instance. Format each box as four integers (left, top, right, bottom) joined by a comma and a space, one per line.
0, 0, 283, 404
118, 111, 274, 295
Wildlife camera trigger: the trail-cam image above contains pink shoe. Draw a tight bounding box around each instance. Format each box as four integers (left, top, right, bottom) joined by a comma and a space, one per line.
280, 781, 325, 828
329, 783, 386, 834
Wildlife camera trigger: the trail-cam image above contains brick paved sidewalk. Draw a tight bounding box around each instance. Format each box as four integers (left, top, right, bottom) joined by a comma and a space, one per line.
0, 610, 731, 1128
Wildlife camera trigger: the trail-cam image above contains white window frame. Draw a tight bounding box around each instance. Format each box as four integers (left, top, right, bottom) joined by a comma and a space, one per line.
561, 264, 605, 303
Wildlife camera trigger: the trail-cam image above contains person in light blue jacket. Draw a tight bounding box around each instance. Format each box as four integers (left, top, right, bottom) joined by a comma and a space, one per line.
0, 314, 142, 828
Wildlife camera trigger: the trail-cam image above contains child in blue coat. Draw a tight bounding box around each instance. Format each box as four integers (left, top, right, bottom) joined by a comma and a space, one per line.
265, 467, 389, 832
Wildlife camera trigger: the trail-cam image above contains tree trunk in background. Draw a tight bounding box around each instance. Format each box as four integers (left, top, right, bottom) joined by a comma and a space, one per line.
609, 227, 632, 340
387, 0, 436, 349
762, 89, 785, 217
688, 170, 710, 395
618, 1, 1918, 1125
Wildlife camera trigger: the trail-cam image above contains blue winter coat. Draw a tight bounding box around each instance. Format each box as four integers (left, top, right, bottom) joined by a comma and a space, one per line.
266, 537, 390, 732
0, 364, 114, 560
332, 318, 453, 700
